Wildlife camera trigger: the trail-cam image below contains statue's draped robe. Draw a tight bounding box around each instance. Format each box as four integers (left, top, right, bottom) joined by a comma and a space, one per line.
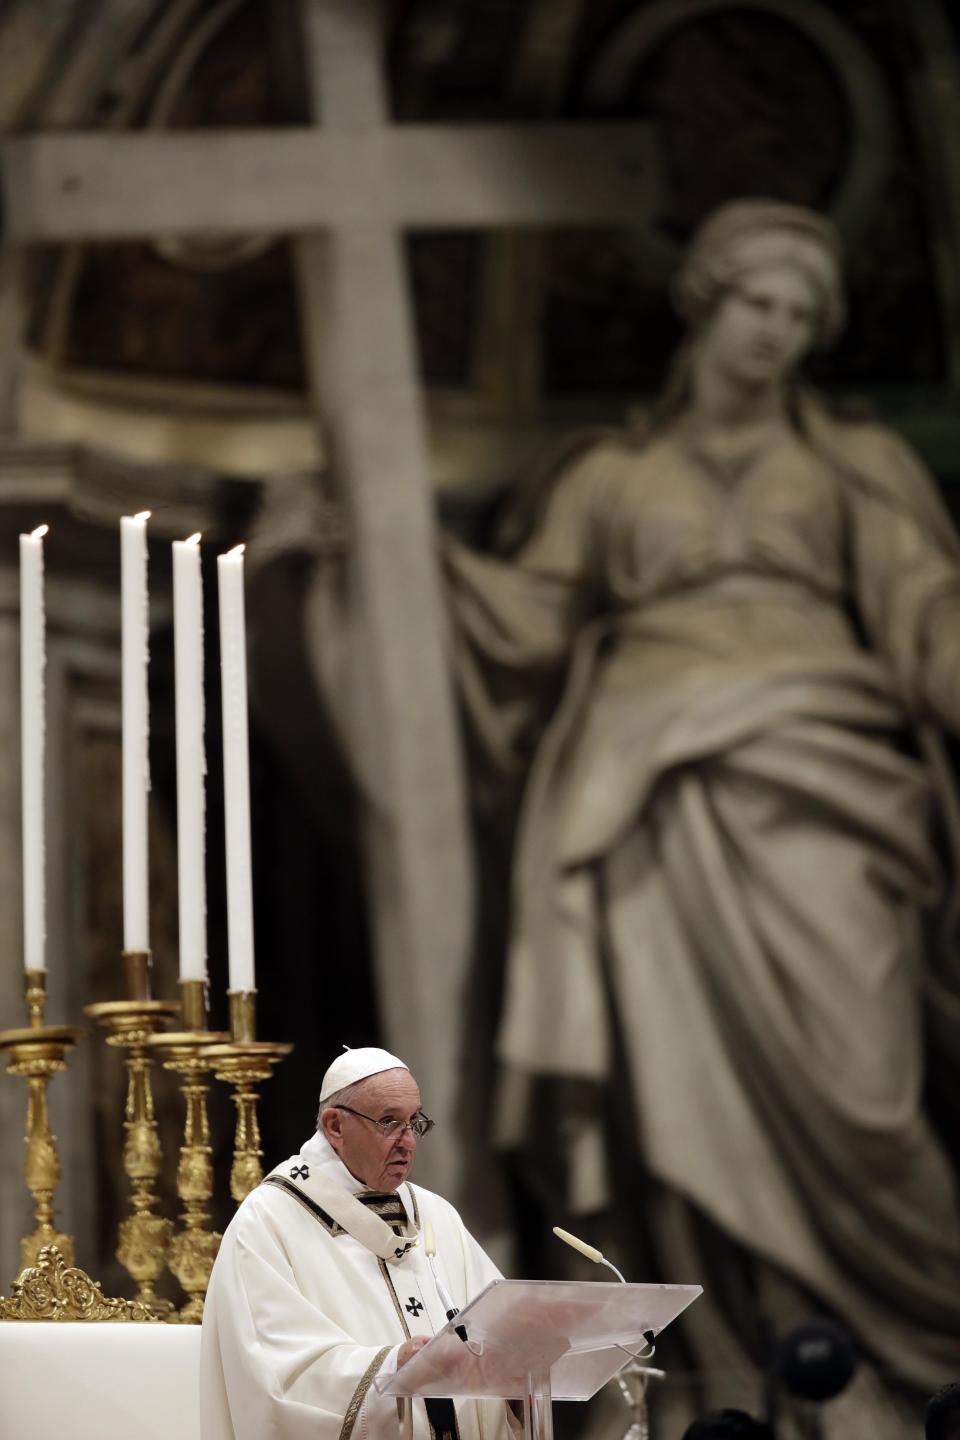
443, 407, 960, 1398
201, 1131, 514, 1440
247, 404, 960, 1421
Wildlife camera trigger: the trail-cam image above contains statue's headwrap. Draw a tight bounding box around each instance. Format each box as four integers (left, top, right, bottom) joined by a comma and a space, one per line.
673, 198, 845, 346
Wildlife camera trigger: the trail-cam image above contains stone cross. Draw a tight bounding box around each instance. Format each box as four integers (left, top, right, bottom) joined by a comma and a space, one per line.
1, 0, 658, 1200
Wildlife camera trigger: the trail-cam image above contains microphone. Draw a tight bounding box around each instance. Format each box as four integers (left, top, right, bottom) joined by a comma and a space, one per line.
553, 1226, 627, 1281
424, 1221, 468, 1343
552, 1227, 656, 1353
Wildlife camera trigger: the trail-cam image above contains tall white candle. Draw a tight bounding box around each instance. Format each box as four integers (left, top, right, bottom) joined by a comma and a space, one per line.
20, 525, 48, 972
121, 512, 151, 953
217, 545, 255, 992
173, 534, 207, 982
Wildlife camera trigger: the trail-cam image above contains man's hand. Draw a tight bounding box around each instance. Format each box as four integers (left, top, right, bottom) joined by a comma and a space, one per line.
398, 1336, 431, 1368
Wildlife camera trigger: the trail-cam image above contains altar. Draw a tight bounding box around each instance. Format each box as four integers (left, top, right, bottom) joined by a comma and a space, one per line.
0, 1320, 201, 1440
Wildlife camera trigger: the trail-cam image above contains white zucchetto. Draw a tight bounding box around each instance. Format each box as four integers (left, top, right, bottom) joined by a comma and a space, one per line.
318, 1046, 409, 1103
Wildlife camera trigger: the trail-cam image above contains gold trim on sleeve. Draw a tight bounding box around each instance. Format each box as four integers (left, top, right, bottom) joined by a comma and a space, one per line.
338, 1345, 392, 1440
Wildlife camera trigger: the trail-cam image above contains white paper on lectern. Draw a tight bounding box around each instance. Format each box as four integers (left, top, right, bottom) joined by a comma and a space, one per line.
376, 1278, 702, 1402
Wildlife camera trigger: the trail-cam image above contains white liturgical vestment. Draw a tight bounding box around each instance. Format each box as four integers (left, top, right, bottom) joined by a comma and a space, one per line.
200, 1131, 515, 1440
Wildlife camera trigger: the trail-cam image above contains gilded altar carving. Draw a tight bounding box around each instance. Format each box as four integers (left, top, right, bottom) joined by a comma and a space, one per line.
0, 1245, 154, 1322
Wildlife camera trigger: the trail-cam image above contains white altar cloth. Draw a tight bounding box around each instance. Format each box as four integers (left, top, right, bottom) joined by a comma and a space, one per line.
0, 1320, 201, 1439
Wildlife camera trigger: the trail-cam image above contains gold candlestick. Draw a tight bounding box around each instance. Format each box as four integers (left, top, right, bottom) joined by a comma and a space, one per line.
0, 970, 82, 1275
149, 979, 228, 1323
208, 991, 292, 1204
85, 950, 180, 1319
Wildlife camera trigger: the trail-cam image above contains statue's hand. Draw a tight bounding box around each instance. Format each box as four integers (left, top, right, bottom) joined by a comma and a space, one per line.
313, 492, 350, 557
251, 470, 349, 561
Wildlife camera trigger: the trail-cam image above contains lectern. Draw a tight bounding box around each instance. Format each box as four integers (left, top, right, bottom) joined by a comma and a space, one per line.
378, 1278, 702, 1440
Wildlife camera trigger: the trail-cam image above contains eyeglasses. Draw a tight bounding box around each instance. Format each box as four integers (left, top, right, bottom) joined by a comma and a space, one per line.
334, 1105, 435, 1139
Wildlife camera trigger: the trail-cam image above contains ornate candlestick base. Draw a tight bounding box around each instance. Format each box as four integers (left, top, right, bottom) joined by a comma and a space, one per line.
150, 979, 228, 1323
85, 951, 181, 1320
209, 991, 292, 1204
0, 970, 82, 1276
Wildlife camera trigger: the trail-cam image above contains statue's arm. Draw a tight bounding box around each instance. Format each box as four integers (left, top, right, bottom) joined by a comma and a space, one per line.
442, 442, 623, 771
847, 427, 960, 732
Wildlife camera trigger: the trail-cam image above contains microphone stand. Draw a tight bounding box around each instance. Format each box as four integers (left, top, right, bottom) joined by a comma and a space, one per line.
552, 1227, 664, 1439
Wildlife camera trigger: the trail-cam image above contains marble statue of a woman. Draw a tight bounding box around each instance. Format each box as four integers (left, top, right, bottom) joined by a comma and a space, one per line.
250, 200, 960, 1435
443, 200, 960, 1432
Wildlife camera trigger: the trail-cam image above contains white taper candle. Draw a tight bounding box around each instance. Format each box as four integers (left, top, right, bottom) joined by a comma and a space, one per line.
121, 512, 151, 953
173, 533, 207, 981
217, 545, 255, 992
20, 525, 48, 972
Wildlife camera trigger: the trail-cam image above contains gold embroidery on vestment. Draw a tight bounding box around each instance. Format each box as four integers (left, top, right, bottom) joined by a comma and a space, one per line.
377, 1257, 411, 1337
262, 1175, 344, 1235
339, 1346, 391, 1440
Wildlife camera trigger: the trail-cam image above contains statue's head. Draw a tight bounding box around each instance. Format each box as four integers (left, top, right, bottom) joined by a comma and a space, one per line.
668, 200, 844, 398
675, 199, 845, 344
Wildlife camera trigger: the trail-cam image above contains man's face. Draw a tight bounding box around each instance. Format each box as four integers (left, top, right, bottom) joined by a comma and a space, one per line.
322, 1068, 422, 1190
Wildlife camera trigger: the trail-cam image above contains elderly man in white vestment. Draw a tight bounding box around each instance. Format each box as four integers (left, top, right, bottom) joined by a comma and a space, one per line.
201, 1047, 517, 1440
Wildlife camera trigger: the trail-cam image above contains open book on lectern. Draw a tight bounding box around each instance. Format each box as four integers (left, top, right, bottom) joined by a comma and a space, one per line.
376, 1278, 702, 1402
